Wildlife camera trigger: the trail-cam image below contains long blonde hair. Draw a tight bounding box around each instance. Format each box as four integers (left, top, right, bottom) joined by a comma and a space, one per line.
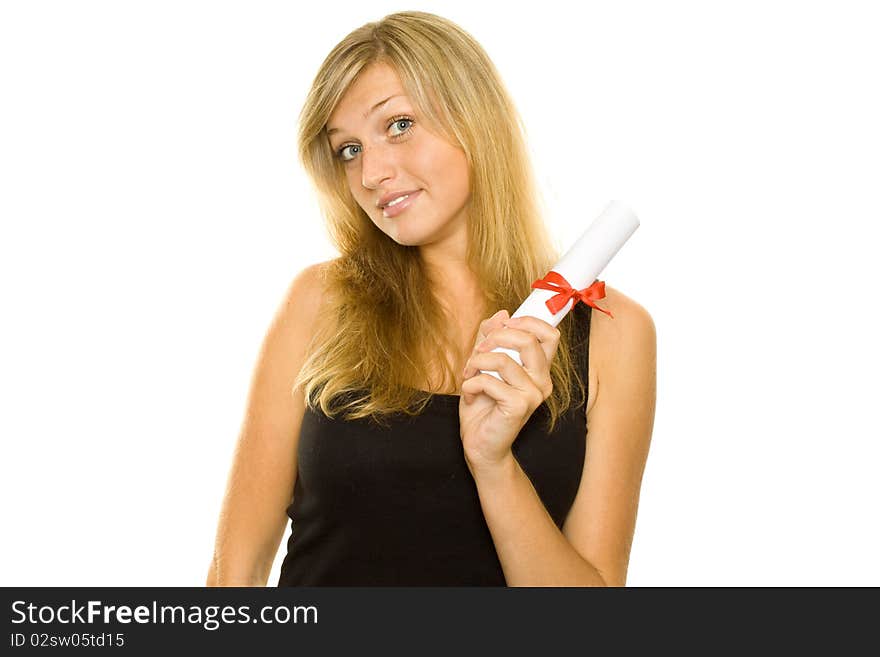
294, 10, 587, 431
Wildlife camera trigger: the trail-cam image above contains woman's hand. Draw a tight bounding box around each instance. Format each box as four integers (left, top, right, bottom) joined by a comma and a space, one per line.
459, 309, 562, 474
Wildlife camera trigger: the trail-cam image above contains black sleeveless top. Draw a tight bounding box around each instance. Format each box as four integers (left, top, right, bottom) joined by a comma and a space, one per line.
277, 303, 592, 586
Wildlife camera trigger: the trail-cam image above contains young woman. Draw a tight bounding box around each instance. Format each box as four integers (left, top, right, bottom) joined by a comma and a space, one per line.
208, 11, 656, 587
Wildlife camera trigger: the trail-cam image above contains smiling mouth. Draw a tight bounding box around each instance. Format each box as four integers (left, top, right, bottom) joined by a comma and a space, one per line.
381, 190, 421, 218
384, 194, 410, 208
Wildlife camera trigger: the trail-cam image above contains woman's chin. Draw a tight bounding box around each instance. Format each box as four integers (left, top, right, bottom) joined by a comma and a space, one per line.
377, 214, 442, 247
382, 222, 419, 246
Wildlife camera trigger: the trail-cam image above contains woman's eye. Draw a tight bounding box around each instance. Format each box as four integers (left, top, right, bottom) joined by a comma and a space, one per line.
338, 144, 361, 162
389, 118, 413, 136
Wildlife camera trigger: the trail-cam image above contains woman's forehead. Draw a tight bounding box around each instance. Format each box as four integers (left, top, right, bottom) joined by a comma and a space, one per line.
328, 64, 409, 129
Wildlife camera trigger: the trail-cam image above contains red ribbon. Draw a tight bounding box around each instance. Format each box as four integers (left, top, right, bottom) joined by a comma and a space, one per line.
531, 270, 614, 318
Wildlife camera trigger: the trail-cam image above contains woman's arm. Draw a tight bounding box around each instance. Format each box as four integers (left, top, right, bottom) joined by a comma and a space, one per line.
560, 291, 656, 586
207, 262, 328, 586
468, 288, 656, 586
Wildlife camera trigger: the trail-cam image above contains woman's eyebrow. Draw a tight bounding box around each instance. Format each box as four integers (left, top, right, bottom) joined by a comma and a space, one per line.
327, 94, 405, 135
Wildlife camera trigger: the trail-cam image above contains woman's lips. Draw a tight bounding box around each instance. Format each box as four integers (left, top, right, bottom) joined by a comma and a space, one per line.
382, 190, 422, 218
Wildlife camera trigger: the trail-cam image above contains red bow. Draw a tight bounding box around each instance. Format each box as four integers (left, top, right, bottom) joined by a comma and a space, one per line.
531, 270, 614, 318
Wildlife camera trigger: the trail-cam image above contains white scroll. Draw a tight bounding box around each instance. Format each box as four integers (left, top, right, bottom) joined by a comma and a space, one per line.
481, 200, 640, 381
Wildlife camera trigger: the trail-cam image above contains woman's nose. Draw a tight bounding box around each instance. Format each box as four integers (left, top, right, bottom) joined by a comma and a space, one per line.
360, 142, 396, 189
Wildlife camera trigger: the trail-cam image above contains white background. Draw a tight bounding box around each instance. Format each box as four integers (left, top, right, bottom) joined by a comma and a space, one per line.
2, 0, 878, 586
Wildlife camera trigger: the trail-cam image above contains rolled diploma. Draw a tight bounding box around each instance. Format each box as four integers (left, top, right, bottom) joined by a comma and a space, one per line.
481, 200, 640, 381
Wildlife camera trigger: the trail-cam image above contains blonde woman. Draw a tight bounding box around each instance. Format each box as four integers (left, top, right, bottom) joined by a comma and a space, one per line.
208, 11, 656, 587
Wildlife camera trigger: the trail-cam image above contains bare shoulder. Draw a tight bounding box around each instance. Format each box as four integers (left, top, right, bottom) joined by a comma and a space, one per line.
208, 257, 340, 586
248, 257, 338, 410
266, 258, 340, 347
281, 258, 336, 321
586, 285, 656, 417
566, 285, 657, 585
250, 257, 338, 406
591, 285, 655, 346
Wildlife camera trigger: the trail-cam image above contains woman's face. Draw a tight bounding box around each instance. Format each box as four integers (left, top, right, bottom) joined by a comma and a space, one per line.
326, 62, 471, 247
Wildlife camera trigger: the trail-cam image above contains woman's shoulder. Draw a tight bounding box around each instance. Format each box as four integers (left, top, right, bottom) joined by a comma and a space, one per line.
297, 257, 341, 294
296, 257, 338, 284
277, 258, 339, 332
589, 284, 655, 357
586, 285, 656, 412
593, 285, 654, 333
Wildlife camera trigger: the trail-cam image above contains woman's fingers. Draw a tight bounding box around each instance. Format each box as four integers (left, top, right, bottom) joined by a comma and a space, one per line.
461, 366, 533, 410
501, 316, 561, 363
465, 351, 553, 404
474, 310, 510, 348
464, 316, 560, 399
476, 322, 560, 371
463, 352, 547, 405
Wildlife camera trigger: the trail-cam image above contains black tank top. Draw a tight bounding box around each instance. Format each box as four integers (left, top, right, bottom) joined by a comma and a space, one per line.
277, 303, 592, 586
